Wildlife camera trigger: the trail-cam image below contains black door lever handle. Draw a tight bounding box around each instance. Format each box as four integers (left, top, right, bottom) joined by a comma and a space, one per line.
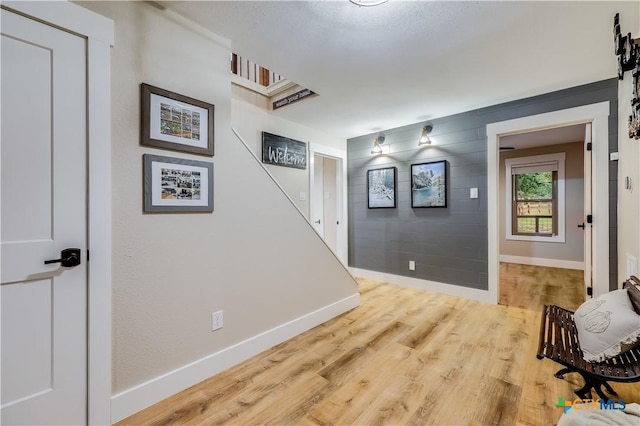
577, 223, 585, 229
44, 248, 81, 267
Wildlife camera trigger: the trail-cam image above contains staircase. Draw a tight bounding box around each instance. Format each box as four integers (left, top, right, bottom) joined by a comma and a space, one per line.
231, 53, 316, 109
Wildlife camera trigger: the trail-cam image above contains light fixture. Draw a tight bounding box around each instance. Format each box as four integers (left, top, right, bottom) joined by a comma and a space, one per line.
371, 135, 385, 154
418, 124, 433, 146
349, 0, 389, 6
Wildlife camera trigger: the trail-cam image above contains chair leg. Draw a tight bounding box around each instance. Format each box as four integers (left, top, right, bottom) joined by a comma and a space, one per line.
554, 367, 574, 379
573, 373, 617, 400
594, 383, 609, 401
602, 381, 618, 396
574, 377, 592, 400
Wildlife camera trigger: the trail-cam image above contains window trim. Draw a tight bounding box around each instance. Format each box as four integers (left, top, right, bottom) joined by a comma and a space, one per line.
505, 152, 566, 243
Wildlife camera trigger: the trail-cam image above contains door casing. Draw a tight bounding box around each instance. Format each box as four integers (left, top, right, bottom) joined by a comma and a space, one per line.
1, 2, 114, 424
309, 143, 348, 265
487, 102, 610, 303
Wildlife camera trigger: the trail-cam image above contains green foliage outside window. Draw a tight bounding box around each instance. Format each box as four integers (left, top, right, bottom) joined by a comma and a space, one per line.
516, 172, 552, 200
514, 171, 555, 235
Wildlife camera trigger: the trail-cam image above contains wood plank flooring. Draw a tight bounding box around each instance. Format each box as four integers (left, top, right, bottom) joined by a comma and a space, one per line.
117, 269, 639, 426
499, 263, 585, 311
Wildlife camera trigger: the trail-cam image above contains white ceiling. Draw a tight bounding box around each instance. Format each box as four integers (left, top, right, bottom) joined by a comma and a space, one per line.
164, 1, 638, 139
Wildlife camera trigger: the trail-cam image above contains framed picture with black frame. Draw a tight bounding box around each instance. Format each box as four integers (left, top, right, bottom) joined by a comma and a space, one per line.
411, 160, 447, 208
140, 83, 215, 156
367, 167, 397, 209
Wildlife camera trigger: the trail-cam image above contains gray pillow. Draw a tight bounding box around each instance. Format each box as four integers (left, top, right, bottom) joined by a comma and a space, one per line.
574, 289, 640, 362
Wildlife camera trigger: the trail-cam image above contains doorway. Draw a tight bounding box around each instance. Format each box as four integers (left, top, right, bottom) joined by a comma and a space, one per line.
312, 155, 339, 250
309, 144, 348, 265
497, 124, 586, 308
486, 102, 610, 304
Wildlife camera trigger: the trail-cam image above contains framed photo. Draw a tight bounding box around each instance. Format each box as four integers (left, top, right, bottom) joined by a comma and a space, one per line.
140, 83, 214, 156
411, 160, 447, 208
143, 154, 213, 213
367, 167, 397, 209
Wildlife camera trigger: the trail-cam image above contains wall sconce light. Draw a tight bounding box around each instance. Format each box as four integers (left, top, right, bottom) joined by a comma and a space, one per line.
349, 0, 389, 6
418, 124, 433, 146
371, 134, 385, 154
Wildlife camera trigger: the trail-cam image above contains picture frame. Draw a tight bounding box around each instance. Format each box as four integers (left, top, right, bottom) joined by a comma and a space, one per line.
143, 154, 213, 213
367, 167, 397, 209
140, 83, 214, 156
411, 160, 447, 208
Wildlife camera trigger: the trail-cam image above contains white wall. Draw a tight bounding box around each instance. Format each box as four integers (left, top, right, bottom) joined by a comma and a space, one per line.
231, 84, 346, 218
617, 12, 640, 281
76, 0, 358, 418
499, 142, 584, 265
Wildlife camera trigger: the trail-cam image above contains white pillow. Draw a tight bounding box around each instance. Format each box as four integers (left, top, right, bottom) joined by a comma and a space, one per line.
574, 289, 640, 362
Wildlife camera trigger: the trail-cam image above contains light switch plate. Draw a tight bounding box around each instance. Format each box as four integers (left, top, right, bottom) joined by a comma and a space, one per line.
470, 188, 478, 199
299, 192, 306, 201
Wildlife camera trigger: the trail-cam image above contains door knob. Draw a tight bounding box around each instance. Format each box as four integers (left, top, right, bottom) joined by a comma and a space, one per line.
44, 248, 81, 267
577, 223, 585, 229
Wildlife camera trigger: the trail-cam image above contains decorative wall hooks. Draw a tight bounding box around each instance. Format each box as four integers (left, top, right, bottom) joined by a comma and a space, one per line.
613, 13, 638, 80
614, 13, 640, 140
631, 62, 640, 139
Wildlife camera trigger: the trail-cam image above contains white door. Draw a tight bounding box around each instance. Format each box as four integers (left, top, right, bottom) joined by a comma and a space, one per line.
583, 122, 593, 298
311, 154, 339, 254
322, 157, 338, 252
1, 8, 87, 425
312, 155, 325, 238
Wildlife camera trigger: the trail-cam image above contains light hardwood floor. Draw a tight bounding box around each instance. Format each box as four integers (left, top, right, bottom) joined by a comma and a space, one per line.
117, 269, 639, 426
499, 263, 585, 311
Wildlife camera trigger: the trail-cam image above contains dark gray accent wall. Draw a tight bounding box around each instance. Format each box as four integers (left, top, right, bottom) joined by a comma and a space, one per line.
348, 79, 618, 291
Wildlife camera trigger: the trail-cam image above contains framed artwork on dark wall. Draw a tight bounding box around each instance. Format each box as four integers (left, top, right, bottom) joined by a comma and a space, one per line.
140, 83, 215, 156
143, 154, 213, 213
411, 160, 447, 208
367, 167, 397, 209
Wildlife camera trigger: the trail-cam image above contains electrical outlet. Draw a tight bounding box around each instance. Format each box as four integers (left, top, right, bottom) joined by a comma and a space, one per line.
211, 310, 223, 331
409, 260, 415, 271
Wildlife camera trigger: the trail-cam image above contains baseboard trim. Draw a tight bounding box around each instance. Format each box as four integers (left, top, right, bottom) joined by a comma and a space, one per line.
110, 293, 360, 423
499, 255, 584, 270
349, 268, 492, 304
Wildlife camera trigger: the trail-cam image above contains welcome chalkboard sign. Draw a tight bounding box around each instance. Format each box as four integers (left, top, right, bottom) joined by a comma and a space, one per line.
261, 132, 307, 170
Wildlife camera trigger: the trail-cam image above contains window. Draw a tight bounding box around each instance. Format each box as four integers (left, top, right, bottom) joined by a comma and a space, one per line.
505, 153, 565, 243
513, 169, 556, 236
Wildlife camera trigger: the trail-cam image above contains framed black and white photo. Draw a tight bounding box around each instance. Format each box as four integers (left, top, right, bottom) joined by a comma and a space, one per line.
143, 154, 213, 213
411, 160, 447, 208
367, 167, 396, 209
141, 83, 214, 156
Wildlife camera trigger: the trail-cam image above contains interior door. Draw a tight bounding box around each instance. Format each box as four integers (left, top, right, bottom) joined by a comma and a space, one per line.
1, 8, 88, 425
312, 154, 325, 238
322, 156, 338, 253
583, 122, 593, 298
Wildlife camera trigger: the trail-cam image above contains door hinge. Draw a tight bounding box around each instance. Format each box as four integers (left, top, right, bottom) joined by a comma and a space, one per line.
87, 250, 90, 262
586, 142, 592, 151
587, 215, 593, 224
587, 287, 593, 296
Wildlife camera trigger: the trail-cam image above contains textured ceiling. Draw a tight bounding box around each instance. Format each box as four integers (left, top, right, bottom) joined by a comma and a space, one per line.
164, 1, 639, 139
